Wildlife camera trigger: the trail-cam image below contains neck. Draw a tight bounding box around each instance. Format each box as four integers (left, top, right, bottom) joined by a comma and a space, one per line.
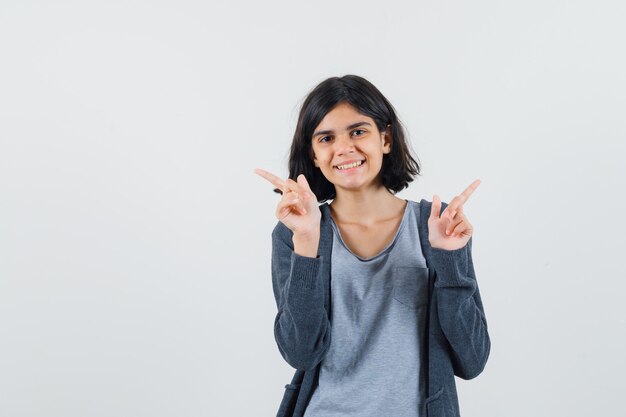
329, 184, 406, 226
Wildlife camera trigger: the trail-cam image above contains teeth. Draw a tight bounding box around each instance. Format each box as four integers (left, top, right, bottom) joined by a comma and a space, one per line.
336, 160, 363, 170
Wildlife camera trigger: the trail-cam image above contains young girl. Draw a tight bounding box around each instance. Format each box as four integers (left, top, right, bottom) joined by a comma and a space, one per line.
255, 75, 490, 417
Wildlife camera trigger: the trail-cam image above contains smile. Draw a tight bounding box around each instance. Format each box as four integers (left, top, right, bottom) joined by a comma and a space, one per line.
334, 160, 364, 170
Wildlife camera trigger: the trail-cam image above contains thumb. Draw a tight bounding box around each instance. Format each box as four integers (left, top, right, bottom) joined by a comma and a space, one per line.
430, 194, 441, 221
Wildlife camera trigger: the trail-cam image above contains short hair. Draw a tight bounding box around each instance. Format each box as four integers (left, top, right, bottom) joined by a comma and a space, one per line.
277, 74, 421, 203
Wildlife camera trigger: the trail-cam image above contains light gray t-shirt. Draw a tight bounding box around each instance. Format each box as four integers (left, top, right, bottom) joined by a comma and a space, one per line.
303, 200, 429, 417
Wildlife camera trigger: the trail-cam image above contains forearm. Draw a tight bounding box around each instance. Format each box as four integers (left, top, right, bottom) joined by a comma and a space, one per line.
271, 225, 330, 370
430, 240, 491, 379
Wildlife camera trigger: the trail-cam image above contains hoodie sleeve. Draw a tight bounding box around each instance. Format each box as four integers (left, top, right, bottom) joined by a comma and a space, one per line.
271, 221, 331, 371
429, 202, 491, 380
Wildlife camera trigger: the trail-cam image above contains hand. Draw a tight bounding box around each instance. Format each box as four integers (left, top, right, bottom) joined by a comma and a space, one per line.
254, 168, 321, 237
428, 179, 481, 251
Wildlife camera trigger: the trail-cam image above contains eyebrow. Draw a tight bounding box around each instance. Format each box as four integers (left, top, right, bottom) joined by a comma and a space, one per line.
313, 121, 372, 138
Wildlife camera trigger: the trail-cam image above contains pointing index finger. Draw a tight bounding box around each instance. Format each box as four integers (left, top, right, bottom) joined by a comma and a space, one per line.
446, 179, 481, 216
459, 179, 481, 202
254, 168, 286, 192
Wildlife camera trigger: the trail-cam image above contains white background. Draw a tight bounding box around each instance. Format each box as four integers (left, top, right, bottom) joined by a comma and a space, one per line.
1, 1, 625, 416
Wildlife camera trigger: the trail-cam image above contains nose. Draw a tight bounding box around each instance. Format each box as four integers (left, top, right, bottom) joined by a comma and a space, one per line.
334, 132, 355, 156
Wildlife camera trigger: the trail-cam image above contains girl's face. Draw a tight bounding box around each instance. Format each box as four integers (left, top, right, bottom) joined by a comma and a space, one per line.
311, 102, 391, 195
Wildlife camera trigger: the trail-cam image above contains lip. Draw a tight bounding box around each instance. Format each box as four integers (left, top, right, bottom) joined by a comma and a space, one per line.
333, 159, 365, 169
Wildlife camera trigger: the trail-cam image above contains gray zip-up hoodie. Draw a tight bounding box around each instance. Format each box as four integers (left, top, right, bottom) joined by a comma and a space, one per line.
271, 199, 491, 417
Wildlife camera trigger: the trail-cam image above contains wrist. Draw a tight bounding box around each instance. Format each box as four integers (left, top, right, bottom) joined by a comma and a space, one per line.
292, 229, 320, 258
292, 227, 320, 241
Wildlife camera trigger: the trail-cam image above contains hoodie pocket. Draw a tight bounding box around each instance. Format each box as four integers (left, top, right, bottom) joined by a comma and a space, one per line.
392, 266, 429, 309
277, 383, 301, 417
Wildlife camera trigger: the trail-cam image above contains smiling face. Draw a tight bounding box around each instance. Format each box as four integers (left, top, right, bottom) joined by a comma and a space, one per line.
311, 102, 391, 195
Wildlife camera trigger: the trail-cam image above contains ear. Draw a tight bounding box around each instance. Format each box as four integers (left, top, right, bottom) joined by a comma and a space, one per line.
311, 149, 319, 167
382, 124, 392, 154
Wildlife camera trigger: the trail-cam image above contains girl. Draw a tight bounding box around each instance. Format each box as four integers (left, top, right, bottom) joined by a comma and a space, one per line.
255, 75, 490, 417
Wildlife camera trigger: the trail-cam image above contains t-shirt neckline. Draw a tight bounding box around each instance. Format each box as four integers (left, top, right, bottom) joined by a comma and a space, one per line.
328, 199, 412, 262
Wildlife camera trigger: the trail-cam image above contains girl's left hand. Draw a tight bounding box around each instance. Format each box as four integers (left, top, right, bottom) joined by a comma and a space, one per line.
428, 179, 481, 251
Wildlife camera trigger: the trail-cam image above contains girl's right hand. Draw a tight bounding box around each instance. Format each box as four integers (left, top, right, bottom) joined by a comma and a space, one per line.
254, 168, 321, 237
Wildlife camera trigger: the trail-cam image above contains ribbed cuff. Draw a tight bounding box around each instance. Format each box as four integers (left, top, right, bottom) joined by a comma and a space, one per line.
290, 252, 322, 289
430, 245, 469, 287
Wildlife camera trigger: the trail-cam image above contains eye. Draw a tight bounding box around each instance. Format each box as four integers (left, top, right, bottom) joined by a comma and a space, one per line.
352, 129, 366, 137
318, 136, 332, 143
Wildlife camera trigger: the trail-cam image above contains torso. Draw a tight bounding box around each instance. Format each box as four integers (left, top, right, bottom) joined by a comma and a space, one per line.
329, 199, 408, 259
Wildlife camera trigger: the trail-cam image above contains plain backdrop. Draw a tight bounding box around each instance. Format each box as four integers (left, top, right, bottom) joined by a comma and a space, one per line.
1, 1, 625, 416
